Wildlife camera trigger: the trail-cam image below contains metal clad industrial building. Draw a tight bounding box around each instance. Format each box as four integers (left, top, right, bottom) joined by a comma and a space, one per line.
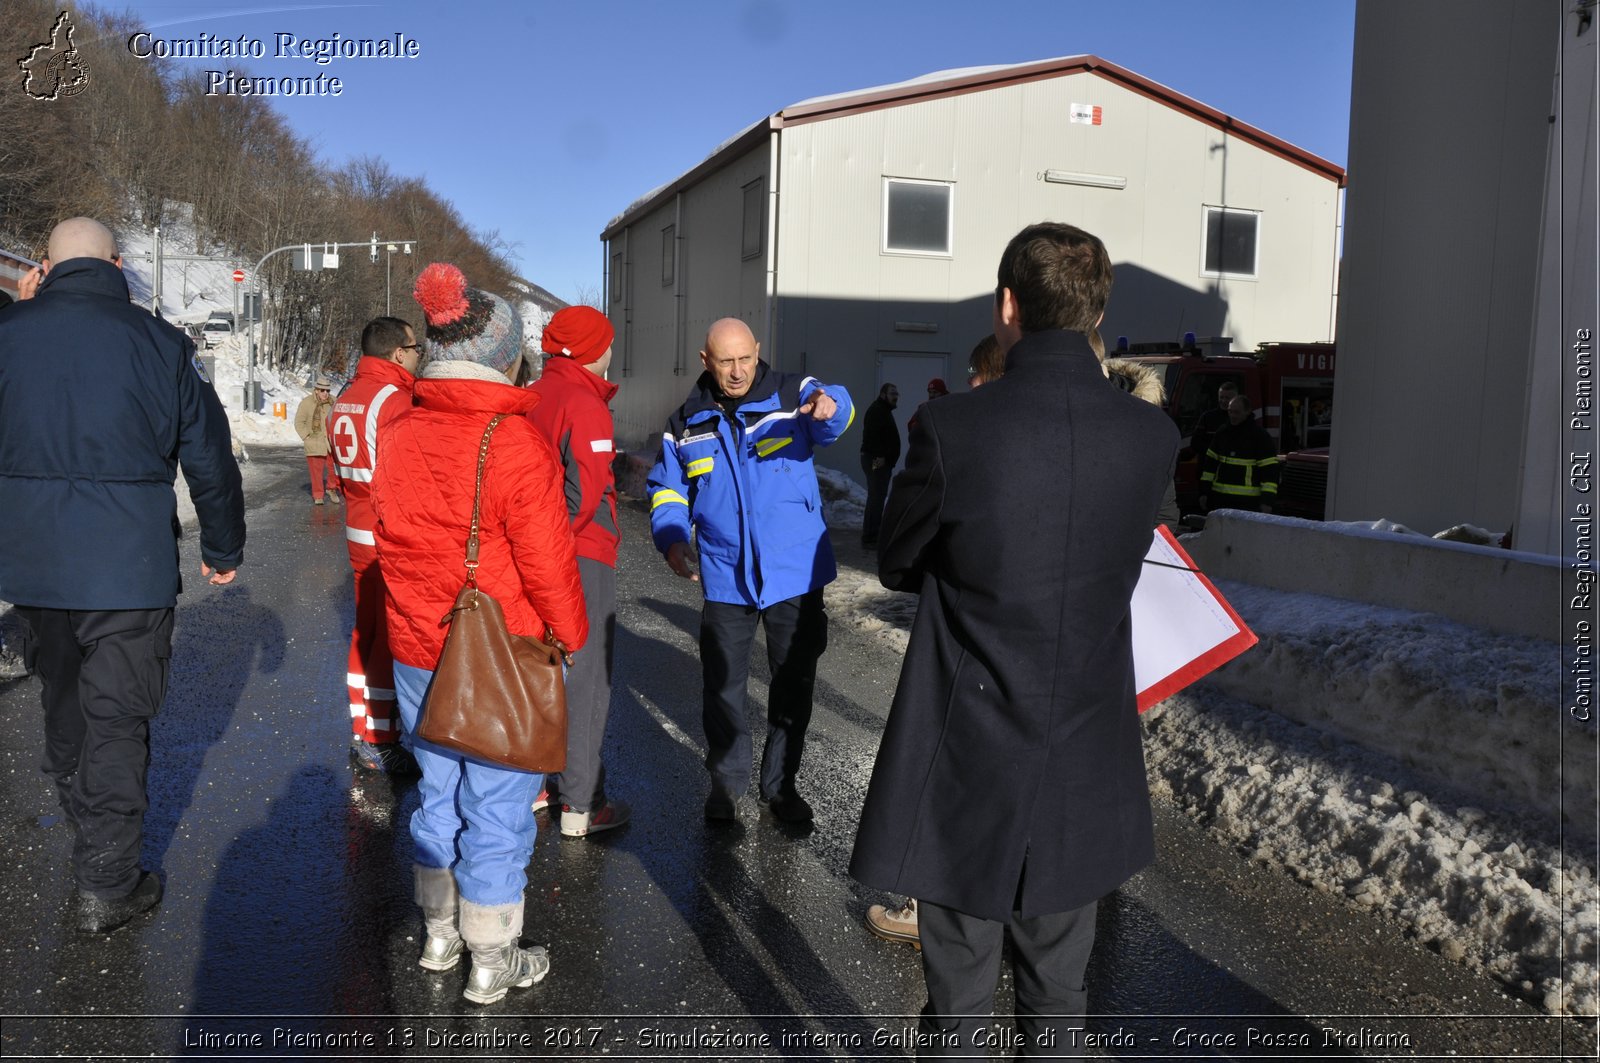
603, 55, 1345, 479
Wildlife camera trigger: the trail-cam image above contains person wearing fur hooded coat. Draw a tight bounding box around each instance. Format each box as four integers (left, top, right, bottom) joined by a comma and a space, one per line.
1103, 356, 1182, 531
373, 263, 588, 1006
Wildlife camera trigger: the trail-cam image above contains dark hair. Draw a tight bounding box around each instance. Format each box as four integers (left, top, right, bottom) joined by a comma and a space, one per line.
966, 334, 1005, 384
878, 382, 897, 400
995, 222, 1113, 334
360, 316, 413, 358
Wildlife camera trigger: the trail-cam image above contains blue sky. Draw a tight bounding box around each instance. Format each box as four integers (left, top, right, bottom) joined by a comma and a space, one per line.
113, 1, 1356, 305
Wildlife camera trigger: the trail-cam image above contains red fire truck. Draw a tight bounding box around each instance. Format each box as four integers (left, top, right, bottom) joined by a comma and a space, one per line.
1113, 336, 1335, 518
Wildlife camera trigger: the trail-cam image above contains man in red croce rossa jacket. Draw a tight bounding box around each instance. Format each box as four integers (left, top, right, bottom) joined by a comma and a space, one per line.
328, 316, 422, 774
525, 306, 630, 838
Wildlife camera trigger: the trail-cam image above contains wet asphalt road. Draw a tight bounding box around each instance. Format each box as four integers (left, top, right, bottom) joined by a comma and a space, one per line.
0, 446, 1590, 1061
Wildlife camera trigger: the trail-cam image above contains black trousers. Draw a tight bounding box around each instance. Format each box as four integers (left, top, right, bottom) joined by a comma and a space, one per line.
916, 897, 1098, 1058
16, 606, 174, 898
861, 453, 894, 544
699, 589, 827, 801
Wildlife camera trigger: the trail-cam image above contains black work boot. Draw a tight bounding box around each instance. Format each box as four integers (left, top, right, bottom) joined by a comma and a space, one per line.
77, 871, 162, 933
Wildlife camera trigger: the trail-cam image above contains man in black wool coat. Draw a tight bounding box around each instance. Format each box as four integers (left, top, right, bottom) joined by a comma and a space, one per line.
850, 221, 1179, 1056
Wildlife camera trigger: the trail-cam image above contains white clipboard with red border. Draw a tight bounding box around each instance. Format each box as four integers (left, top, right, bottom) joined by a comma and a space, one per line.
1132, 526, 1257, 712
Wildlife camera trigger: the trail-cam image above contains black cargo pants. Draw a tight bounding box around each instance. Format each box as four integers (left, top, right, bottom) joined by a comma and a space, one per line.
699, 589, 828, 801
16, 606, 174, 898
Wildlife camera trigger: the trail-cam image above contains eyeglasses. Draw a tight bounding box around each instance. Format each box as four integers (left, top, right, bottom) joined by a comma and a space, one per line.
399, 342, 424, 352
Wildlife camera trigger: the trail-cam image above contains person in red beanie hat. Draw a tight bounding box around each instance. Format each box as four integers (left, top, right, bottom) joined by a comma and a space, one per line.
908, 377, 950, 435
525, 306, 630, 839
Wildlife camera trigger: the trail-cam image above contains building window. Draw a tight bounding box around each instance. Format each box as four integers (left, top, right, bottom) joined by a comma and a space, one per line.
662, 225, 675, 286
610, 251, 624, 303
741, 179, 764, 260
884, 178, 953, 256
1202, 206, 1259, 278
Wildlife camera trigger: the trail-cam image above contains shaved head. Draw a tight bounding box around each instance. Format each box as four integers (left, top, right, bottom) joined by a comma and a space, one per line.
700, 317, 760, 398
705, 317, 756, 352
47, 217, 118, 264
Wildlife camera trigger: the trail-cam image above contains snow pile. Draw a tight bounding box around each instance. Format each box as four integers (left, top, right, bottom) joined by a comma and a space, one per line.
816, 468, 922, 648
816, 466, 867, 533
203, 333, 309, 449
1202, 581, 1584, 838
817, 490, 1597, 1017
1143, 686, 1596, 1016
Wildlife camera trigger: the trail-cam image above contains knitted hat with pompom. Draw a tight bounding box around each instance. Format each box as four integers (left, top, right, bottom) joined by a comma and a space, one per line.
412, 262, 522, 376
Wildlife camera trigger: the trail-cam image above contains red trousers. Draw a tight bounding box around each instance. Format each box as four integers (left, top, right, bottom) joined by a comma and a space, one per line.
345, 541, 397, 743
306, 454, 338, 501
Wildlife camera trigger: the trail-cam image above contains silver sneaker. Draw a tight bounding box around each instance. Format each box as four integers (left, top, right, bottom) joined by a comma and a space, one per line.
419, 934, 464, 971
463, 944, 549, 1005
560, 799, 631, 838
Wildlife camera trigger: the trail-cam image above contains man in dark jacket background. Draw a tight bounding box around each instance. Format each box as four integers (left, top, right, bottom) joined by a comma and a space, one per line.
850, 222, 1178, 1055
859, 382, 900, 547
0, 217, 245, 933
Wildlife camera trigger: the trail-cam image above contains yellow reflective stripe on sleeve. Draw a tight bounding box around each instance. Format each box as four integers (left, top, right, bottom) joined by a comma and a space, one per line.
755, 436, 793, 458
686, 457, 714, 478
651, 489, 689, 510
843, 401, 856, 433
1211, 483, 1263, 496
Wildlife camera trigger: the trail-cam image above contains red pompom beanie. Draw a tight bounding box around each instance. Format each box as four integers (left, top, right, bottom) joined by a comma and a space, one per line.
927, 377, 949, 395
413, 262, 523, 375
541, 306, 615, 366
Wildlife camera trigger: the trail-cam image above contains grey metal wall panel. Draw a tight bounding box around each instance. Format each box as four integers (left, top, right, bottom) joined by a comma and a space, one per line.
607, 144, 771, 453
1518, 2, 1597, 556
1330, 0, 1559, 539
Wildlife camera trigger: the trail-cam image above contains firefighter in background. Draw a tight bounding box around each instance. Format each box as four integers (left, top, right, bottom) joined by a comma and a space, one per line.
329, 316, 423, 774
1189, 380, 1238, 466
1200, 395, 1279, 513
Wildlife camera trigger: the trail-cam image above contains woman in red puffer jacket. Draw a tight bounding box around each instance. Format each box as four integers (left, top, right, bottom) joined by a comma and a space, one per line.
372, 262, 587, 1006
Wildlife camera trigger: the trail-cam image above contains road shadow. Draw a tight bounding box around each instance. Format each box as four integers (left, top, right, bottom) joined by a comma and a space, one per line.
144, 583, 286, 872
523, 609, 884, 1049
180, 763, 407, 1048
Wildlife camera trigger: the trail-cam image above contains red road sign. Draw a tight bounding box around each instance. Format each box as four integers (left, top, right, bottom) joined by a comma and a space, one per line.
232, 269, 245, 283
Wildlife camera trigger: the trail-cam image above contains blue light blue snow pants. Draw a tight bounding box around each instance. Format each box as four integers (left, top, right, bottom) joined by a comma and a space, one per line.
394, 661, 543, 905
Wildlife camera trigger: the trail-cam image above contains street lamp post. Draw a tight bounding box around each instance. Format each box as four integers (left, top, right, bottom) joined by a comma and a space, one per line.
384, 241, 413, 316
244, 237, 416, 410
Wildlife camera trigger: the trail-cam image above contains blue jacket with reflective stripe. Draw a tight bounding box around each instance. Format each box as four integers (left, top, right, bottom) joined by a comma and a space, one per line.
648, 362, 853, 608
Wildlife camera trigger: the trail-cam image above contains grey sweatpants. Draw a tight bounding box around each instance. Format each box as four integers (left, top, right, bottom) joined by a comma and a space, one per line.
547, 556, 615, 812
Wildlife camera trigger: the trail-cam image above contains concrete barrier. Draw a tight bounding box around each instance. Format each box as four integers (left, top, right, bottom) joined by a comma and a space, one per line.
1181, 511, 1562, 642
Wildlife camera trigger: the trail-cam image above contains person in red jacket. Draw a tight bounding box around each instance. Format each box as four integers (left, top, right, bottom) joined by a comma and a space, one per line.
374, 262, 588, 1006
526, 306, 629, 839
328, 316, 422, 775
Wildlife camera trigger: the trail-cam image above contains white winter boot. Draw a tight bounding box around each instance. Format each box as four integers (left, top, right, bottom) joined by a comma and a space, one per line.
459, 898, 549, 1005
414, 865, 463, 971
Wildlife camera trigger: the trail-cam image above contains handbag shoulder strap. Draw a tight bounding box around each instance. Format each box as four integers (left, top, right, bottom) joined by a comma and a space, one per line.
464, 413, 509, 583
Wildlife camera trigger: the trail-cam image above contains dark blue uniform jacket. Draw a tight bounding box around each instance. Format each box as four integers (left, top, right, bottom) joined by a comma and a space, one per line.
0, 257, 245, 609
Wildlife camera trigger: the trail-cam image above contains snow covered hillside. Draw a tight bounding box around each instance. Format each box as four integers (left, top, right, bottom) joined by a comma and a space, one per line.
114, 219, 559, 454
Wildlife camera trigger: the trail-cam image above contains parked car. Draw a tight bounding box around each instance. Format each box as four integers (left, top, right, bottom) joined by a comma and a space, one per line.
184, 322, 209, 350
202, 319, 234, 345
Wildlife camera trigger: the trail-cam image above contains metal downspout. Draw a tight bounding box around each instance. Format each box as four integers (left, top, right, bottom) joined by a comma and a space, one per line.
764, 126, 780, 368
673, 191, 684, 374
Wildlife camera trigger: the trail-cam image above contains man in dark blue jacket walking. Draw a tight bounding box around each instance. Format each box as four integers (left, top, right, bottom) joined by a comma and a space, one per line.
0, 217, 245, 932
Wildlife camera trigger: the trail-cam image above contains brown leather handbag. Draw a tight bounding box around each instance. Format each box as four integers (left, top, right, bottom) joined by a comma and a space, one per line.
417, 414, 570, 773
